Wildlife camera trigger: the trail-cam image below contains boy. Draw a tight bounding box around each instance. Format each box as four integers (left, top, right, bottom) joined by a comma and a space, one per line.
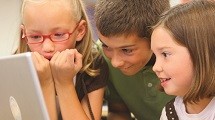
95, 0, 173, 119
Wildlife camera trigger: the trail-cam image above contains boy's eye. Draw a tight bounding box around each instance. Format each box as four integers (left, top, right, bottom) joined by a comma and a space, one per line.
102, 43, 108, 48
102, 44, 110, 49
102, 44, 112, 51
122, 49, 133, 54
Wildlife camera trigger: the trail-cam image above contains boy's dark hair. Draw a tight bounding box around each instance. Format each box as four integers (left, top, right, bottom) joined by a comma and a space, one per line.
95, 0, 170, 39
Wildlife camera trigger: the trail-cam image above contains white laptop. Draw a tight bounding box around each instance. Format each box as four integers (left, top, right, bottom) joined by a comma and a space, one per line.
0, 52, 50, 120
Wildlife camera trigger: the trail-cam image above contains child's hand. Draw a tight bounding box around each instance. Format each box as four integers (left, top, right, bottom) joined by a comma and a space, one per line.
50, 49, 83, 87
31, 52, 54, 87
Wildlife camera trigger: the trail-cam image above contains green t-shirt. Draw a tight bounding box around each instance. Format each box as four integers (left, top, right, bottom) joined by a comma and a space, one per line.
97, 41, 174, 120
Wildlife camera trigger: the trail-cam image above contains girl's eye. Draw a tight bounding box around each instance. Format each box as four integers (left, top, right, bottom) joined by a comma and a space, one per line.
161, 52, 170, 57
54, 33, 65, 37
30, 35, 40, 38
29, 35, 42, 40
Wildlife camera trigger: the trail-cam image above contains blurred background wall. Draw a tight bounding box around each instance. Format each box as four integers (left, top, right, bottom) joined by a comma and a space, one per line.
0, 0, 22, 56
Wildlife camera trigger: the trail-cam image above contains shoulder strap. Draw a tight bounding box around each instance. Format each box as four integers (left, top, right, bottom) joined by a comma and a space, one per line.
165, 98, 179, 120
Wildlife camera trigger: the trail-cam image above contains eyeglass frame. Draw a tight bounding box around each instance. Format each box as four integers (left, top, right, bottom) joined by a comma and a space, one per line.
22, 22, 80, 44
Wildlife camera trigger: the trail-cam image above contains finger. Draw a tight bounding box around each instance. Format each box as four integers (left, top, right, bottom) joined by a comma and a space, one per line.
74, 49, 83, 70
31, 52, 42, 68
31, 52, 38, 64
55, 50, 68, 67
66, 49, 75, 65
33, 52, 46, 63
50, 51, 60, 64
31, 52, 40, 63
61, 49, 72, 64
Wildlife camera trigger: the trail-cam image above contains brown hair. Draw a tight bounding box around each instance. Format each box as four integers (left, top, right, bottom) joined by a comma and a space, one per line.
153, 0, 215, 104
94, 0, 170, 39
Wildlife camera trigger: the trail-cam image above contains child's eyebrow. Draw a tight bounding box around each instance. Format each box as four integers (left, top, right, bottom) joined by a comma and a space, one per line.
98, 38, 108, 46
98, 38, 104, 44
154, 47, 172, 51
99, 38, 135, 48
120, 44, 135, 48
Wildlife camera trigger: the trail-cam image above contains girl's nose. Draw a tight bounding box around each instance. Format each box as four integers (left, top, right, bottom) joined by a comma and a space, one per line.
152, 60, 163, 73
42, 38, 55, 53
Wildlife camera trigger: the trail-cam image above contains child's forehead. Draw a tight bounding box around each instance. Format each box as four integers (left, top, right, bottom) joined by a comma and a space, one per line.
100, 33, 150, 48
100, 32, 140, 40
23, 1, 75, 21
23, 0, 72, 11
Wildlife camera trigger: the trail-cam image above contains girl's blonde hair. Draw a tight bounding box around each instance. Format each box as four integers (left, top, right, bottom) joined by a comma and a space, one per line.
17, 0, 99, 76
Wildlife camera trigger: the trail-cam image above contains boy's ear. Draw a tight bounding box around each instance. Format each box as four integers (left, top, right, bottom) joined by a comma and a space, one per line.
75, 20, 87, 42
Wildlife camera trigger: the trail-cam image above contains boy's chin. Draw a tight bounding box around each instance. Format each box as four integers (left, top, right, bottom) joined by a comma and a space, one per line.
120, 69, 139, 76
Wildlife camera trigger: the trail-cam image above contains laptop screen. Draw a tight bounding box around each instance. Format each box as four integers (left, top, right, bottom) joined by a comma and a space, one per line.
0, 52, 50, 120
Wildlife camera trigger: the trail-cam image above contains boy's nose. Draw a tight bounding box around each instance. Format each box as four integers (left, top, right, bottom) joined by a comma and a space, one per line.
111, 55, 124, 68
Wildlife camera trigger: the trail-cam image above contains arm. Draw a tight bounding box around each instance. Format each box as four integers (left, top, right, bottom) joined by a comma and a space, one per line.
107, 101, 132, 120
79, 53, 108, 120
31, 52, 57, 120
55, 84, 105, 120
81, 87, 105, 120
41, 80, 57, 120
55, 83, 90, 120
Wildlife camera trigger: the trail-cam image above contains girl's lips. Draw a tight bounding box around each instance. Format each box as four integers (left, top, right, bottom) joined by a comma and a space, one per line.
43, 55, 53, 60
160, 78, 171, 83
159, 78, 171, 87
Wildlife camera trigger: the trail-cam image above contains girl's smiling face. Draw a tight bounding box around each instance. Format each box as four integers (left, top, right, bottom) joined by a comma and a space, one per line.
151, 27, 194, 97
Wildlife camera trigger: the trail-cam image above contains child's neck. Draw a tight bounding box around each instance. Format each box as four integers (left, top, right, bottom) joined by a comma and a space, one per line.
186, 97, 213, 114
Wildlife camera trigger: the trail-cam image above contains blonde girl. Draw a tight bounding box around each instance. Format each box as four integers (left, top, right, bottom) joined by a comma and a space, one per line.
17, 0, 108, 119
